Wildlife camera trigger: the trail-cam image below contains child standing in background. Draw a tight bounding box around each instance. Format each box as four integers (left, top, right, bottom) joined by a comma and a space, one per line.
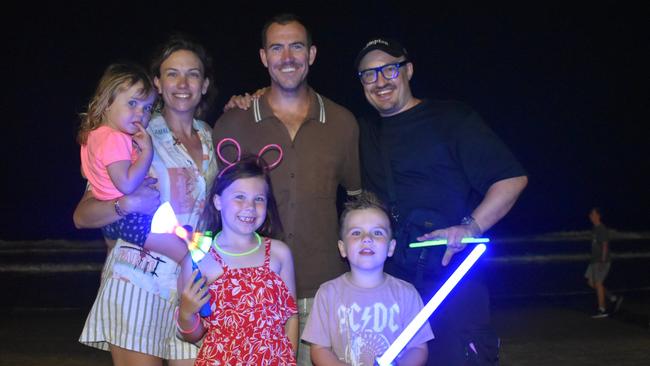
78, 63, 157, 247
177, 155, 298, 365
302, 192, 433, 365
586, 207, 622, 318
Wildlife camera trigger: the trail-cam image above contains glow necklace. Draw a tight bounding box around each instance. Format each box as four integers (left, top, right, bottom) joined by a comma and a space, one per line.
213, 231, 262, 257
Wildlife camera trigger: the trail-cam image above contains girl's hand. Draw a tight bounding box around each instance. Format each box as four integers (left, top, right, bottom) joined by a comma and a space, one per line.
179, 269, 211, 318
132, 122, 153, 154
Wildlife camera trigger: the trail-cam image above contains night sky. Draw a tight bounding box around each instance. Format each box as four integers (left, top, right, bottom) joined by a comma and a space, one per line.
4, 1, 648, 241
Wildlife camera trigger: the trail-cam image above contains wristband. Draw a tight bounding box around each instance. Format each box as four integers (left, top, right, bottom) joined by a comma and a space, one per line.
174, 307, 200, 334
114, 199, 128, 217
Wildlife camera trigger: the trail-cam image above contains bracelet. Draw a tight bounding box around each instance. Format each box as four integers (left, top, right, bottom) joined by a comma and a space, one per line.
174, 307, 200, 334
114, 199, 128, 217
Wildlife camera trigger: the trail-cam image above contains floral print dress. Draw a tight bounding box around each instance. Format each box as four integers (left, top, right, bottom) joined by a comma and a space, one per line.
195, 237, 297, 366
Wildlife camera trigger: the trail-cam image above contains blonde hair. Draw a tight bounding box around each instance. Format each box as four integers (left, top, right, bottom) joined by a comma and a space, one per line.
78, 63, 155, 145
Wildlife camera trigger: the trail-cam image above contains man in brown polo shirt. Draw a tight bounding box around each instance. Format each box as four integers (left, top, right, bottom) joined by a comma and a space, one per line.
212, 13, 361, 365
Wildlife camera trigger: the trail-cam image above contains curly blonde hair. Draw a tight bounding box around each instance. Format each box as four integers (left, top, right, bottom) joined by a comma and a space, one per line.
77, 63, 155, 145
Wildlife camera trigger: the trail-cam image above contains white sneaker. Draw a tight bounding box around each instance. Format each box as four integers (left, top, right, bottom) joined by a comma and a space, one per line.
591, 309, 609, 319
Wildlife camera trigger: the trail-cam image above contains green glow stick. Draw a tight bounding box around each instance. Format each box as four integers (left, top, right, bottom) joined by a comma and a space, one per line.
409, 237, 490, 248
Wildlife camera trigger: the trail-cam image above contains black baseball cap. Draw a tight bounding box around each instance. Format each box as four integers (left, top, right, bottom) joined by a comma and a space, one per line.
355, 37, 409, 69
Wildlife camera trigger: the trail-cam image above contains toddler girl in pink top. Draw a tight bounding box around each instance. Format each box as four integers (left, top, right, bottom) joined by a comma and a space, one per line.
78, 63, 157, 246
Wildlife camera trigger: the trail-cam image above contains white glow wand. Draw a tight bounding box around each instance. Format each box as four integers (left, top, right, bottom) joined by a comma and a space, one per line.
375, 243, 487, 366
151, 202, 211, 260
151, 202, 213, 317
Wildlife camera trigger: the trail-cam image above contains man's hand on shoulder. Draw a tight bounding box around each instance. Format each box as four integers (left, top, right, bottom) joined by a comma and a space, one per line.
222, 87, 269, 112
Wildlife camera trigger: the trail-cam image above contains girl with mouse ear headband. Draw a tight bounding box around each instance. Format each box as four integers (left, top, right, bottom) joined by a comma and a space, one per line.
216, 137, 283, 178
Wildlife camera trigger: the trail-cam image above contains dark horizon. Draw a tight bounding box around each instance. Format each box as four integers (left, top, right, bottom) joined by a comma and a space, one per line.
4, 1, 648, 241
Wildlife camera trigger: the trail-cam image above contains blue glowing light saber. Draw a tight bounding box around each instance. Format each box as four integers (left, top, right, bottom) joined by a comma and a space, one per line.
151, 202, 212, 317
409, 237, 490, 248
376, 244, 487, 366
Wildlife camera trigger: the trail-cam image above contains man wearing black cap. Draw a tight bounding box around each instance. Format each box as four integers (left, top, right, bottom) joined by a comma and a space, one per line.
356, 37, 528, 365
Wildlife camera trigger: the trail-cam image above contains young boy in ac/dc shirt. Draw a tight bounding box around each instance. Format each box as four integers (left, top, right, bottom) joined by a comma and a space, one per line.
302, 192, 433, 365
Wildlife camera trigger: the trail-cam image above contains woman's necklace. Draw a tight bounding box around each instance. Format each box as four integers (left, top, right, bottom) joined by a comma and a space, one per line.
213, 232, 262, 257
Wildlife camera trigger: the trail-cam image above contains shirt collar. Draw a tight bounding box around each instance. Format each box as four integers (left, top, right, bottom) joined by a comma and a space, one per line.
253, 87, 326, 124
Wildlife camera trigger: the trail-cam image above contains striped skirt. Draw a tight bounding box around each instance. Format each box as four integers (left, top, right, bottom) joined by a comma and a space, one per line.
79, 242, 199, 359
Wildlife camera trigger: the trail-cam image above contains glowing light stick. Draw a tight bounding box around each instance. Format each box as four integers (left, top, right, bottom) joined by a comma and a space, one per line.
151, 202, 179, 234
409, 237, 490, 248
151, 202, 212, 317
375, 244, 487, 366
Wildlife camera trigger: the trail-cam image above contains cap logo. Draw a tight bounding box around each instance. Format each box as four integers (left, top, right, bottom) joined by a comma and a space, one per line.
365, 39, 389, 48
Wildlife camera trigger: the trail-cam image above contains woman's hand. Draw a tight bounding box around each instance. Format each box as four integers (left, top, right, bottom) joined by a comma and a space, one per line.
120, 177, 160, 216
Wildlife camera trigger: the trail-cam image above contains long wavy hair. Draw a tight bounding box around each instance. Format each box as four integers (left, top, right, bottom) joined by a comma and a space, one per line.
77, 62, 155, 145
197, 155, 283, 238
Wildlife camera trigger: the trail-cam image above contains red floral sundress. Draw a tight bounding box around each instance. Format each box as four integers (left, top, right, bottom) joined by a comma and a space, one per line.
195, 237, 298, 366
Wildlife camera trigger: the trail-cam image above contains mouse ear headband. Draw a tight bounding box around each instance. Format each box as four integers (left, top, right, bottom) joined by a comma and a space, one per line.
216, 137, 283, 178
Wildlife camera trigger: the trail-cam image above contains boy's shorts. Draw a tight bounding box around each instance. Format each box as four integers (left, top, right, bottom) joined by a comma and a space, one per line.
585, 262, 611, 283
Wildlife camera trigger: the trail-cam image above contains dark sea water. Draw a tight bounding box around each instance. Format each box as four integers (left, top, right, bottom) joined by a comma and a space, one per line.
1, 231, 649, 308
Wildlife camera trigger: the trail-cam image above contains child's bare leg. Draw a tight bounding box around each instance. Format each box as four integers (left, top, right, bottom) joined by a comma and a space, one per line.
595, 282, 606, 309
196, 253, 223, 283
177, 252, 222, 297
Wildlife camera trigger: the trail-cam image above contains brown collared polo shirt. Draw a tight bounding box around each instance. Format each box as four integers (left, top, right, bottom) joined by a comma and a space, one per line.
213, 88, 362, 298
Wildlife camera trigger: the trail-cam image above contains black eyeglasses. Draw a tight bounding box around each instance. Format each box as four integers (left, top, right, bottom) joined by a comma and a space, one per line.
358, 60, 409, 84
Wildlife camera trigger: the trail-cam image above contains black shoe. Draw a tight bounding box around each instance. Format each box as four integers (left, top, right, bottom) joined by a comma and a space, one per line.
591, 309, 608, 318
